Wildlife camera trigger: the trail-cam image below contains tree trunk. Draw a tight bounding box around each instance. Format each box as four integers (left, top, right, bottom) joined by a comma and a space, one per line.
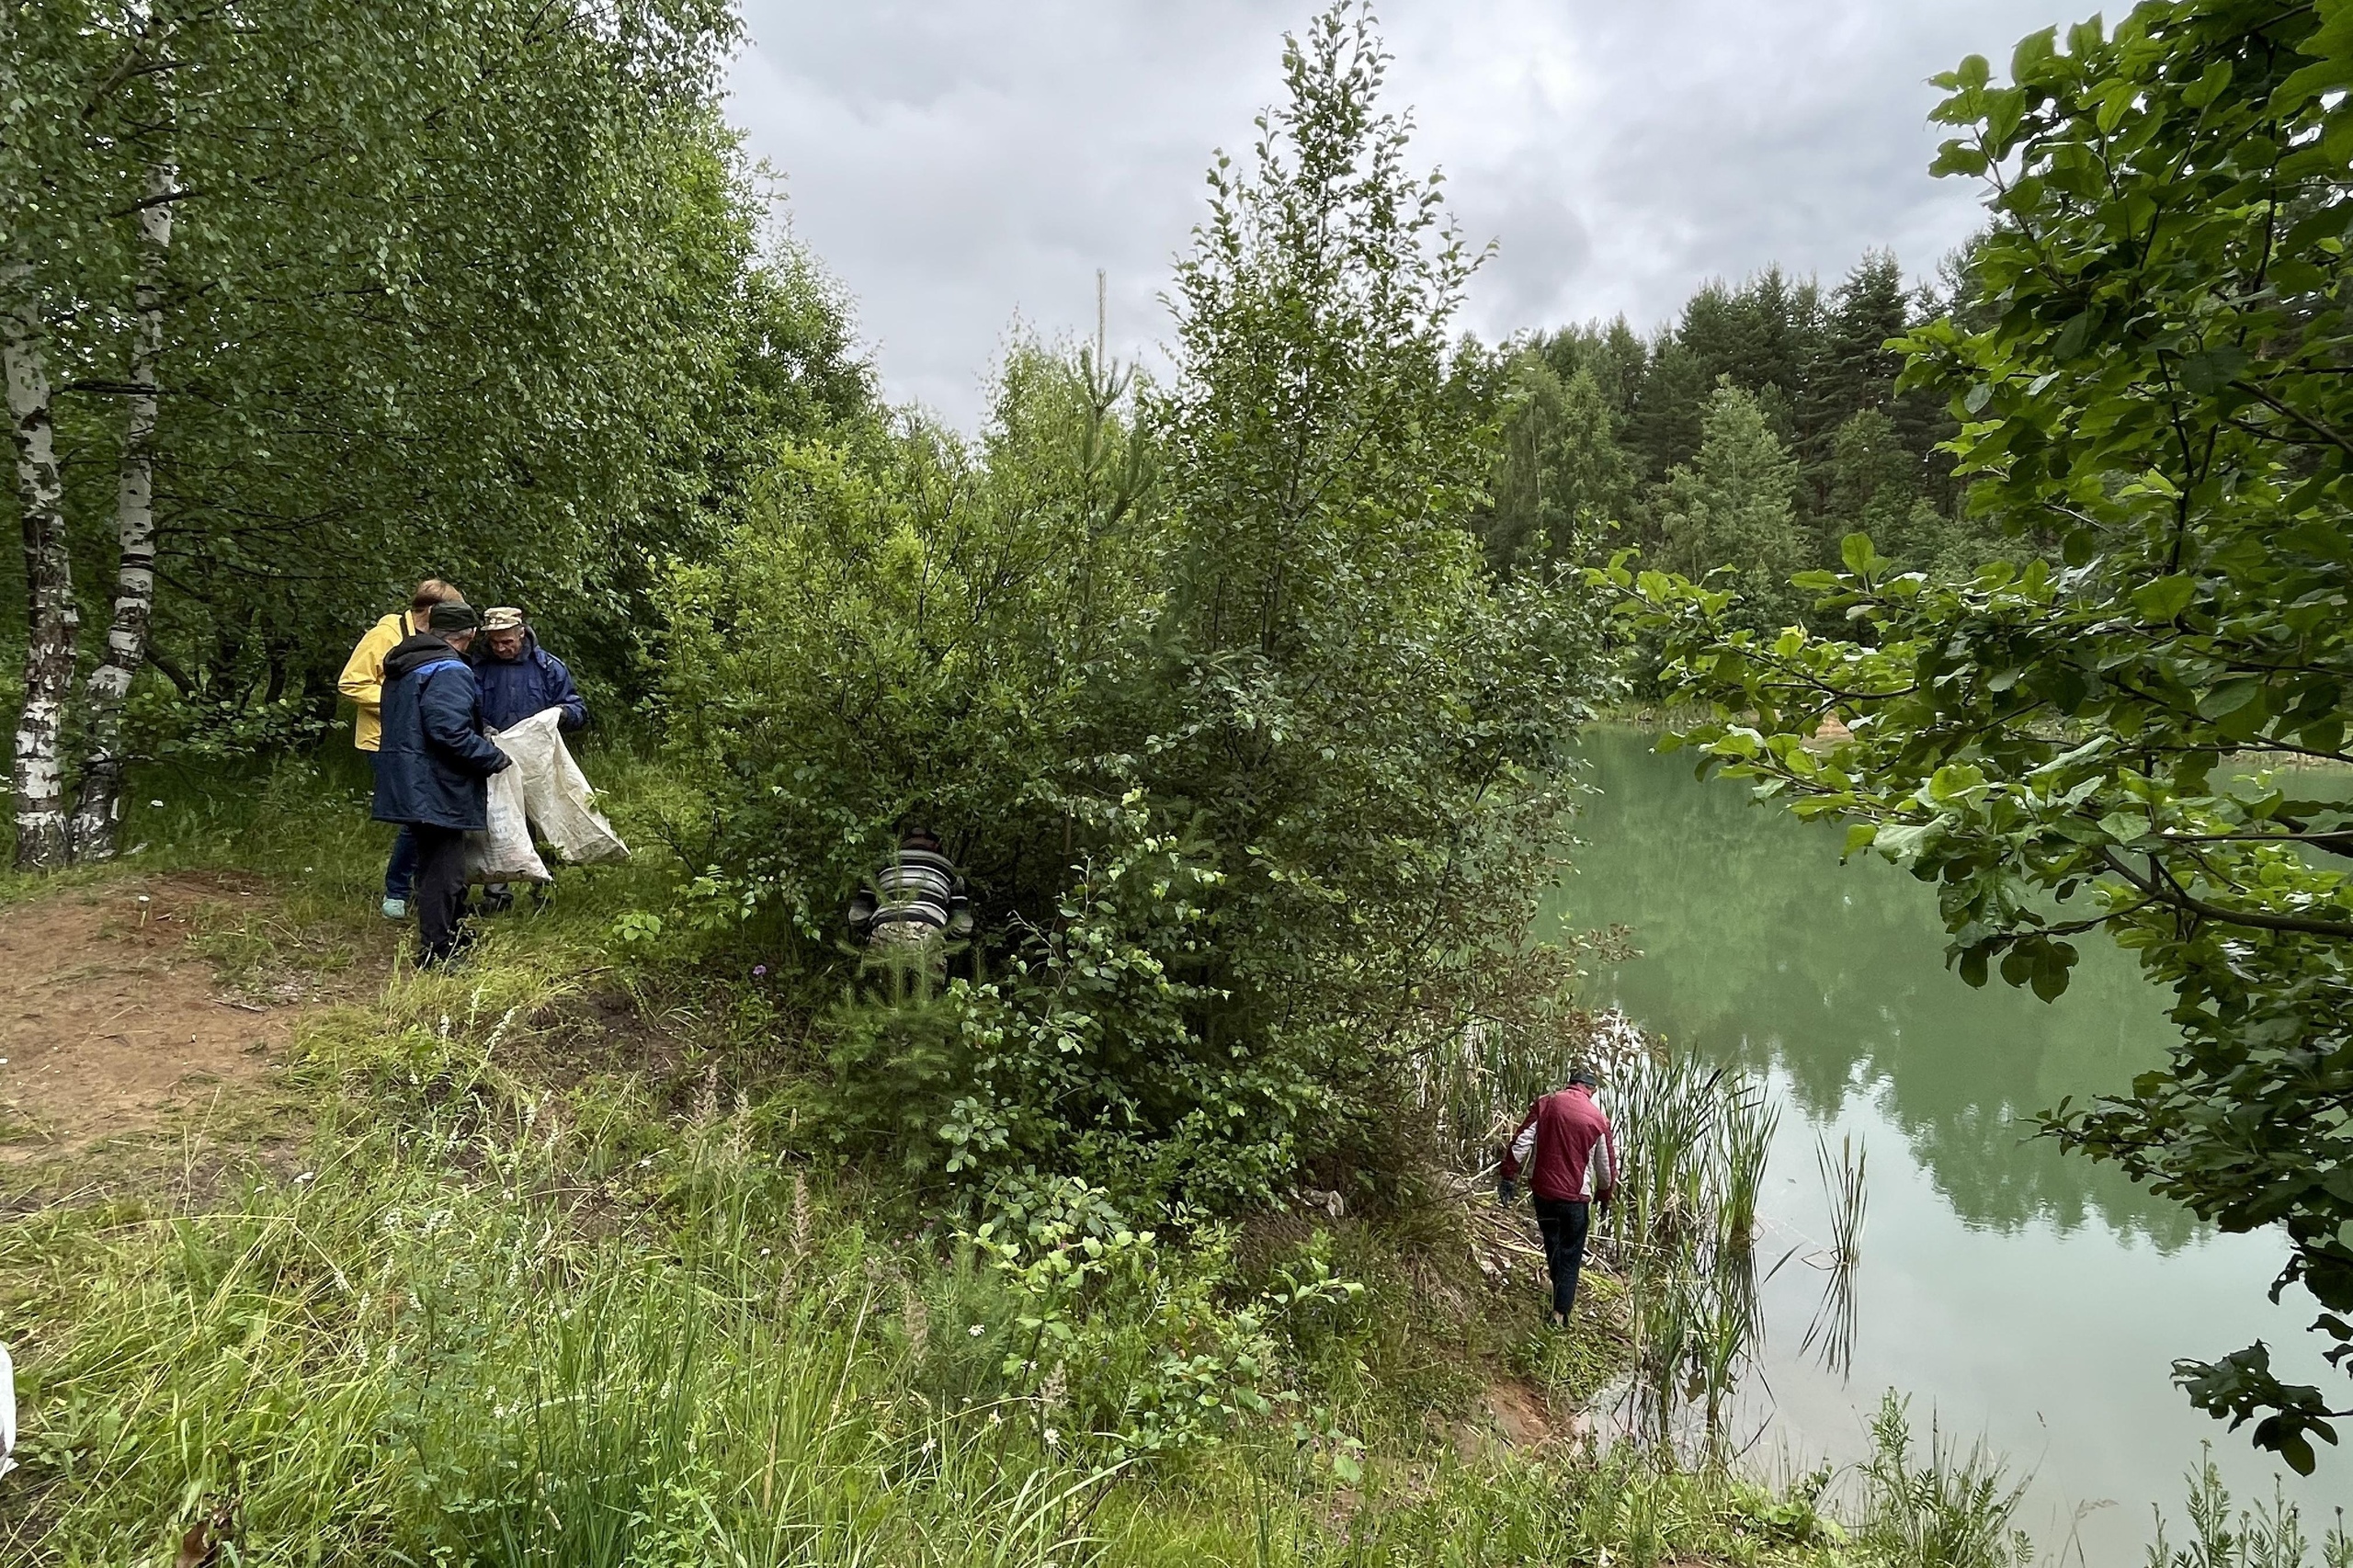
71, 161, 176, 862
2, 259, 77, 870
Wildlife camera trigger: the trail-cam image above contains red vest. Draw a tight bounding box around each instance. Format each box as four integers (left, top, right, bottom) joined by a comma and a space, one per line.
1502, 1086, 1619, 1202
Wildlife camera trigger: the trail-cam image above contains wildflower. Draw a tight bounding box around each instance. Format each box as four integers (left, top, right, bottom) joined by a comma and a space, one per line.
149, 799, 165, 808
1043, 1426, 1061, 1449
970, 1324, 985, 1336
754, 964, 767, 977
760, 1247, 772, 1257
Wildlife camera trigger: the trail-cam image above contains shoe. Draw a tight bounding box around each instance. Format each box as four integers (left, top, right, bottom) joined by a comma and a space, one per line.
381, 898, 408, 920
479, 883, 515, 915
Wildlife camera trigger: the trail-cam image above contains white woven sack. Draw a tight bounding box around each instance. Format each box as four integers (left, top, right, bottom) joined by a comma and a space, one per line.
498, 708, 630, 865
463, 733, 553, 884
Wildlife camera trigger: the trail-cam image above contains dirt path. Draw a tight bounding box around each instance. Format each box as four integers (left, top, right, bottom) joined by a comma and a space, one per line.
0, 872, 365, 1165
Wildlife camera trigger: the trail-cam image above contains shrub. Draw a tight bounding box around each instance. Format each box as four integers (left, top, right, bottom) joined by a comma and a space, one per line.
659, 6, 1608, 1212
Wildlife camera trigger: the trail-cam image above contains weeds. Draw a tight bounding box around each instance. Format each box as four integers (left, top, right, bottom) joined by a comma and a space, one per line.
2144, 1447, 2353, 1568
1854, 1392, 2033, 1568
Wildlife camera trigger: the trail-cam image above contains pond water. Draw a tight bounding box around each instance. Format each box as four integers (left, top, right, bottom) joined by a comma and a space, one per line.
1545, 726, 2343, 1560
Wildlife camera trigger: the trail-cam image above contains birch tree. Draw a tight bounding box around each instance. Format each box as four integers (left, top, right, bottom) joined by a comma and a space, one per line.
70, 155, 172, 861
0, 0, 104, 869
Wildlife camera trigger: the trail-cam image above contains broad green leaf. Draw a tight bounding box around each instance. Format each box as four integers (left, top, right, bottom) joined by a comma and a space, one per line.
2133, 574, 2197, 621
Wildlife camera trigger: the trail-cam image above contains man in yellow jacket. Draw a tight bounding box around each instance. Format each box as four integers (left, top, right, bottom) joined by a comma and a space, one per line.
339, 579, 466, 918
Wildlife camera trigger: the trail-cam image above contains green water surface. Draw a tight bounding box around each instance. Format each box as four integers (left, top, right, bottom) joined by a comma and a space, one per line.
1548, 727, 2342, 1554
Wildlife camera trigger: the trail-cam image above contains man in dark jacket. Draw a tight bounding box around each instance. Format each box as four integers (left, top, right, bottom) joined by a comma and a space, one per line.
473, 607, 586, 733
471, 607, 585, 914
372, 602, 510, 966
1499, 1067, 1620, 1327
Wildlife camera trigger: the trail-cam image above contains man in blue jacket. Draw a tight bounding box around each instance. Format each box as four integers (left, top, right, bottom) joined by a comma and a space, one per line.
474, 606, 586, 733
472, 607, 586, 914
373, 602, 510, 966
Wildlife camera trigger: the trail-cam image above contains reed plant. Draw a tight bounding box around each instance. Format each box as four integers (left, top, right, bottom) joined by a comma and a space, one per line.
1586, 1034, 1779, 1458
1798, 1131, 1867, 1376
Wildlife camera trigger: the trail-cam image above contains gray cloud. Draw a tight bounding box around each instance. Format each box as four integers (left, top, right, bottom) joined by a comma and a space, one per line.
728, 0, 2071, 426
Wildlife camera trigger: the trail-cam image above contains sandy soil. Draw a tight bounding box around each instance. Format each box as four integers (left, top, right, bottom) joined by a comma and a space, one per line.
0, 873, 317, 1163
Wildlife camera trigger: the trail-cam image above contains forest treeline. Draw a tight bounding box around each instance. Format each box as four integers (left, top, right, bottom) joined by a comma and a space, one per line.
1473, 250, 2007, 626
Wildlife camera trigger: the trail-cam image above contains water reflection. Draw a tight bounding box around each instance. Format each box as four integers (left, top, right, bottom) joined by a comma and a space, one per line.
1547, 726, 2195, 1249
1547, 727, 2334, 1559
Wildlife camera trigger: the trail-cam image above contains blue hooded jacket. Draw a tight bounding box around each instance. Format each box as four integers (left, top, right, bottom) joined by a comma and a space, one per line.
372, 632, 510, 830
473, 628, 587, 734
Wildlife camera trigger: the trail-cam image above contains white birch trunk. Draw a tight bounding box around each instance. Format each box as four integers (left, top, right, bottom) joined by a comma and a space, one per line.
2, 258, 77, 870
71, 161, 176, 861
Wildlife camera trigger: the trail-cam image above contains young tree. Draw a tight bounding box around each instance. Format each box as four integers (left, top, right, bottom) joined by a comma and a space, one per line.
669, 3, 1607, 1211
1654, 380, 1808, 630
1614, 0, 2353, 1471
1478, 358, 1634, 574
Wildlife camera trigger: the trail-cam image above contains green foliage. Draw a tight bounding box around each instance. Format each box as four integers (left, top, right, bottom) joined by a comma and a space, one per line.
2145, 1447, 2353, 1568
1495, 249, 2004, 639
1607, 0, 2353, 1470
1824, 408, 1980, 577
1476, 358, 1636, 575
964, 1178, 1367, 1471
662, 5, 1606, 1212
1655, 378, 1810, 631
2, 0, 867, 741
1854, 1393, 2033, 1568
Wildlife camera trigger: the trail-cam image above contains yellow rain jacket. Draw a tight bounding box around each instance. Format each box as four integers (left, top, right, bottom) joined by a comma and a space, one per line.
336, 609, 426, 752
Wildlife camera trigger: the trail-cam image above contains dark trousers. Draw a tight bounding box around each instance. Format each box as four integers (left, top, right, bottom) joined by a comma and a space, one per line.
411, 823, 470, 964
1532, 1196, 1592, 1321
371, 756, 418, 901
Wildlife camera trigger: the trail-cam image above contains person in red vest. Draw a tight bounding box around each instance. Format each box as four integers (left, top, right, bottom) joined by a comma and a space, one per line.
1499, 1066, 1620, 1327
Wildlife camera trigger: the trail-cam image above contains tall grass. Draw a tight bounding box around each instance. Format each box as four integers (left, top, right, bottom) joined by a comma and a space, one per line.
1, 1116, 1133, 1565
1589, 1038, 1779, 1460
1800, 1131, 1867, 1376
1853, 1392, 2033, 1568
2144, 1447, 2353, 1568
2, 970, 1865, 1568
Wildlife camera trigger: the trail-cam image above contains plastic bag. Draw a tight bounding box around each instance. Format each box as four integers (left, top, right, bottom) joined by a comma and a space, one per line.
464, 755, 551, 884
497, 708, 630, 864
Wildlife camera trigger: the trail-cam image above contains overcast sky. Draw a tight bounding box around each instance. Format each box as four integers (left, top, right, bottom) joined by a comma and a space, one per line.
726, 1, 2070, 427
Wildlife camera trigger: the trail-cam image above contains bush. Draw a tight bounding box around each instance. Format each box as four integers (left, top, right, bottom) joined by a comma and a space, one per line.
659, 7, 1607, 1213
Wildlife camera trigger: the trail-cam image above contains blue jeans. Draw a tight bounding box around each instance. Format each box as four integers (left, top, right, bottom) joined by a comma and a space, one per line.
371, 756, 418, 901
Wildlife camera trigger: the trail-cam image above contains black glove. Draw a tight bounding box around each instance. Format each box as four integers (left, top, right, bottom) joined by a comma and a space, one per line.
1497, 1177, 1518, 1206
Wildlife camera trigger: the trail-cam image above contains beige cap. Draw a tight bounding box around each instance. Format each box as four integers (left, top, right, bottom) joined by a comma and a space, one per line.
482, 606, 526, 631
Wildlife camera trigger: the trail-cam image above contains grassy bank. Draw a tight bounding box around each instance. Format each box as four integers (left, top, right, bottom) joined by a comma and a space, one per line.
0, 744, 2109, 1566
